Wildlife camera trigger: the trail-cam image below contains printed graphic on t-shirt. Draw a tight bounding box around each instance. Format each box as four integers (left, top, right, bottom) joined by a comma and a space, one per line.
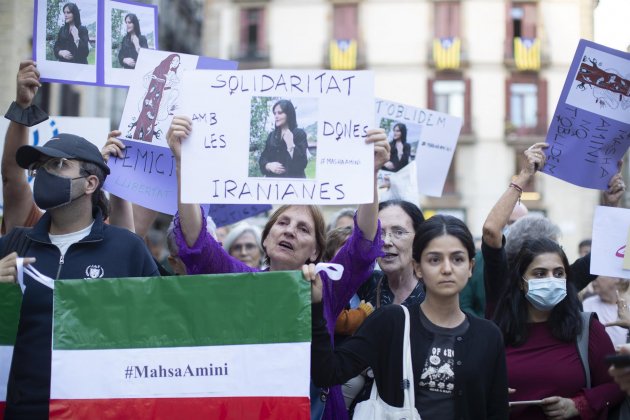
419, 346, 455, 394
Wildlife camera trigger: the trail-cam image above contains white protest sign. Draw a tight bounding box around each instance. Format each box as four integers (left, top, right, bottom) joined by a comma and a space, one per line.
179, 70, 375, 205
118, 49, 200, 147
375, 99, 461, 197
591, 205, 630, 279
0, 116, 110, 212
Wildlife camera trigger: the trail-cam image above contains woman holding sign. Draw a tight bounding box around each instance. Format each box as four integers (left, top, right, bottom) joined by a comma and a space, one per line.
118, 13, 148, 69
53, 3, 90, 64
168, 116, 389, 420
258, 99, 309, 178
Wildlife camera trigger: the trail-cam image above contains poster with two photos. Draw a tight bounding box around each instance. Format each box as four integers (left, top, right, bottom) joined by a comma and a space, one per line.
33, 0, 158, 87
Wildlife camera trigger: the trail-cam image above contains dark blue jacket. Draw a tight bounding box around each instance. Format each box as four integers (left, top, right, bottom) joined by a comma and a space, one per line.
3, 209, 159, 419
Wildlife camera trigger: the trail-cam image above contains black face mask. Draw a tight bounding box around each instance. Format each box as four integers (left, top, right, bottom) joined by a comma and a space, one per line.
33, 168, 85, 210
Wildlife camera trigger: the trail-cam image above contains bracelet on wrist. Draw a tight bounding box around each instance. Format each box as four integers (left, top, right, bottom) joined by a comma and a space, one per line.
509, 182, 523, 202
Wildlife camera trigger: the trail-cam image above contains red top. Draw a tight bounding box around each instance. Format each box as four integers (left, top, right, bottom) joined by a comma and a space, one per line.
507, 319, 624, 420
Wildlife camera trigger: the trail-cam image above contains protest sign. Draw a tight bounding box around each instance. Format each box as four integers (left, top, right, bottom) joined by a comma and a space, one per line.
179, 70, 375, 205
33, 0, 158, 87
0, 116, 110, 213
375, 98, 461, 197
205, 204, 271, 228
0, 284, 21, 418
103, 49, 238, 214
49, 272, 310, 419
591, 206, 630, 279
104, 0, 159, 87
543, 40, 630, 189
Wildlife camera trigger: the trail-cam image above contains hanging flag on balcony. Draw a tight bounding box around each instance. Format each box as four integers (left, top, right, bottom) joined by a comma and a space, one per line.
514, 37, 541, 71
433, 37, 461, 70
329, 39, 357, 70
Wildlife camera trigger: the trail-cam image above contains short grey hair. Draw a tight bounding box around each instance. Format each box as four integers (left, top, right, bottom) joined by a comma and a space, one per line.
326, 207, 356, 232
505, 215, 562, 262
222, 222, 263, 254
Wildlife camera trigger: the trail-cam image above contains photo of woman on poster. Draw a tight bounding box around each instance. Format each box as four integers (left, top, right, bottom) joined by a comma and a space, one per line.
53, 2, 90, 64
383, 122, 411, 172
130, 53, 181, 142
117, 13, 148, 69
258, 99, 309, 179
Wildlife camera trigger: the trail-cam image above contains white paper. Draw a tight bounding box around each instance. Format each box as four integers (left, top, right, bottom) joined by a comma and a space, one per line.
179, 69, 376, 205
375, 98, 461, 197
591, 206, 630, 279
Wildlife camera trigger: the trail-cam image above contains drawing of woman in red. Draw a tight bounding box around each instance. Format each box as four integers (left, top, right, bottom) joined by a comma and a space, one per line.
131, 53, 181, 142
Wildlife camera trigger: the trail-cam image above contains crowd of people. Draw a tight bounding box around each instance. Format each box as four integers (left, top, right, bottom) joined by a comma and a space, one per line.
2, 58, 630, 420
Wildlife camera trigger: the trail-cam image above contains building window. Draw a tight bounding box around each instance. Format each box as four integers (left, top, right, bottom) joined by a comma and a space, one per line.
434, 1, 460, 38
428, 78, 472, 134
505, 76, 547, 137
239, 7, 266, 58
333, 3, 358, 41
505, 2, 537, 58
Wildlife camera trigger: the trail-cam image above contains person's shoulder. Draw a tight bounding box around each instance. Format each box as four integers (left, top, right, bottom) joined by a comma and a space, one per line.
102, 224, 145, 246
293, 128, 307, 139
582, 295, 600, 309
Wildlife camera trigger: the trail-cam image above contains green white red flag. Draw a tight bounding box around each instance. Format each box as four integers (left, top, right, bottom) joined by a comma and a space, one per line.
48, 271, 311, 419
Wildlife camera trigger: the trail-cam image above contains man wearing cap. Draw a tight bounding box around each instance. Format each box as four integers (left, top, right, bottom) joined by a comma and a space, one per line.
0, 132, 159, 418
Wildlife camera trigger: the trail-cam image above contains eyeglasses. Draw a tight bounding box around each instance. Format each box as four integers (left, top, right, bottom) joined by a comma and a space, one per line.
28, 158, 77, 177
231, 243, 257, 252
380, 229, 412, 241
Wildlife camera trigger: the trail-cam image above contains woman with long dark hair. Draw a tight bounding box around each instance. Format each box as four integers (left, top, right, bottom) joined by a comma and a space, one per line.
383, 122, 410, 172
258, 99, 308, 178
308, 215, 509, 419
132, 53, 180, 142
118, 13, 148, 69
53, 3, 90, 64
494, 238, 624, 419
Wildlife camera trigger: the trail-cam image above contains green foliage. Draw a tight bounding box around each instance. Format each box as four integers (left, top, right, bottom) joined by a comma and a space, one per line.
46, 0, 62, 60
111, 9, 124, 68
248, 96, 277, 177
379, 118, 396, 134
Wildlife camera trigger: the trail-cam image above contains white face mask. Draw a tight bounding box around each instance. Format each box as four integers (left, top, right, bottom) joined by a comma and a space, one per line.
525, 277, 567, 311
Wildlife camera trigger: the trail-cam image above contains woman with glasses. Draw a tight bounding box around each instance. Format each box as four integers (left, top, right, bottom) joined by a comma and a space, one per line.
222, 222, 264, 269
357, 200, 425, 309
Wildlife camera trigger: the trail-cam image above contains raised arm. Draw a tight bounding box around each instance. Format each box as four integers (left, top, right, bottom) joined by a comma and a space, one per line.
602, 160, 626, 208
100, 130, 135, 232
482, 142, 548, 248
356, 128, 389, 241
2, 61, 46, 233
167, 115, 202, 247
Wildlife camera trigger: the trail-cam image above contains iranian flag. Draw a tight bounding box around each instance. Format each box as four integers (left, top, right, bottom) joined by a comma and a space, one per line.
0, 284, 21, 420
50, 271, 311, 419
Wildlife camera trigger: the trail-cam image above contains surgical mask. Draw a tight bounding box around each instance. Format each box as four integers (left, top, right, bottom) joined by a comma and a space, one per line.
525, 277, 567, 311
33, 168, 85, 210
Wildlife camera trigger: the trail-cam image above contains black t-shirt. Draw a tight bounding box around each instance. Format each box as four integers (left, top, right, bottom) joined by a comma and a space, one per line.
417, 308, 469, 420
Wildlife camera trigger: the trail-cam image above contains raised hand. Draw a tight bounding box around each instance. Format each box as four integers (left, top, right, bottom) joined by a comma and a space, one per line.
16, 60, 41, 108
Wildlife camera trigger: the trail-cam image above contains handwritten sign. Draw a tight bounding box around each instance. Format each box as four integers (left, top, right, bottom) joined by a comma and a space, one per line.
591, 206, 630, 279
104, 50, 238, 214
179, 70, 375, 205
543, 40, 630, 189
33, 0, 159, 87
375, 98, 461, 197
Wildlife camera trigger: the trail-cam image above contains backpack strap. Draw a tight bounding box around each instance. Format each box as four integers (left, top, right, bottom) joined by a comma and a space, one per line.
0, 227, 33, 258
577, 311, 595, 389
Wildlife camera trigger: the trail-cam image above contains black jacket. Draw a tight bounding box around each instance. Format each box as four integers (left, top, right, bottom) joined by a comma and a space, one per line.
118, 34, 148, 68
311, 303, 509, 420
384, 140, 411, 172
3, 210, 159, 419
53, 25, 90, 64
258, 128, 308, 178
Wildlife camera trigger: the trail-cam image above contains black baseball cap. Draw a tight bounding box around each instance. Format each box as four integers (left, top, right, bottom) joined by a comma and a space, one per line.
16, 133, 110, 175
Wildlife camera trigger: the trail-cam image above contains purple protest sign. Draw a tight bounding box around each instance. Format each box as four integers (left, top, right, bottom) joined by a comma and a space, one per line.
205, 204, 272, 228
33, 0, 159, 88
103, 52, 238, 214
543, 40, 630, 189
